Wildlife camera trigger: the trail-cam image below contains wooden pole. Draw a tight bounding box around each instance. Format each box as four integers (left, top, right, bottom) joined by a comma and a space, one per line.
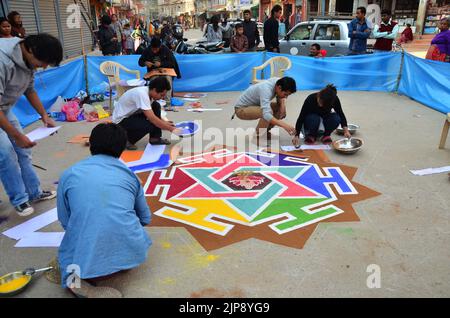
78, 3, 89, 96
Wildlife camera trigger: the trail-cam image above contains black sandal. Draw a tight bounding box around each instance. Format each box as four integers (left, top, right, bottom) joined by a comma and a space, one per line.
150, 138, 171, 145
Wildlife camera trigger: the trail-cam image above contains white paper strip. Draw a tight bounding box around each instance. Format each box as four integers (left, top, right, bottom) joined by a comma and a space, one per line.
300, 144, 331, 150
26, 126, 61, 142
187, 108, 222, 112
281, 144, 331, 151
123, 144, 166, 167
2, 208, 58, 240
410, 166, 450, 176
183, 98, 200, 102
15, 232, 65, 248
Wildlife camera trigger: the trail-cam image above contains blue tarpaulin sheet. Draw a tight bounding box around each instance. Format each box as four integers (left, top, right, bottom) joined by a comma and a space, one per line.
268, 52, 403, 92
398, 53, 450, 114
12, 57, 86, 127
9, 52, 450, 127
86, 53, 264, 92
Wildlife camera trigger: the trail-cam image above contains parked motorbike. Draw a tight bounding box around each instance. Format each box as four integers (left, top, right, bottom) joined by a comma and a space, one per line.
175, 39, 226, 54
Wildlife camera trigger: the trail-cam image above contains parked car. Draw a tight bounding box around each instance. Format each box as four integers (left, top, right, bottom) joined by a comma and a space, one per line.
279, 20, 351, 57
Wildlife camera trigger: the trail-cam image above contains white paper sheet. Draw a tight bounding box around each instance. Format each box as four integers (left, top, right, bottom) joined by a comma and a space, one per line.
187, 108, 222, 112
281, 144, 331, 151
2, 208, 58, 240
410, 166, 450, 176
300, 145, 331, 150
281, 145, 302, 152
123, 144, 166, 167
15, 232, 65, 248
26, 126, 61, 142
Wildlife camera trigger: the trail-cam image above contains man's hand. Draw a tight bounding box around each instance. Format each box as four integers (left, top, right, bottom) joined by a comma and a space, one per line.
145, 61, 154, 68
281, 122, 296, 136
14, 133, 36, 149
343, 127, 352, 139
292, 135, 301, 148
154, 61, 161, 67
171, 128, 183, 136
41, 115, 56, 128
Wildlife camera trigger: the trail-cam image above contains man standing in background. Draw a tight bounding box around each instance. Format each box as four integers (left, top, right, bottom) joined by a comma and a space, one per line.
264, 5, 283, 53
372, 9, 399, 53
242, 10, 260, 51
347, 6, 371, 55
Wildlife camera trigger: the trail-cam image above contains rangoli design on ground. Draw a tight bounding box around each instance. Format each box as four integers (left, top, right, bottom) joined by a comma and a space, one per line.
139, 146, 380, 250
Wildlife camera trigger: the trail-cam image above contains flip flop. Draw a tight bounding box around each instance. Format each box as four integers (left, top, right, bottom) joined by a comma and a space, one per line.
305, 136, 316, 145
321, 136, 333, 144
150, 138, 171, 145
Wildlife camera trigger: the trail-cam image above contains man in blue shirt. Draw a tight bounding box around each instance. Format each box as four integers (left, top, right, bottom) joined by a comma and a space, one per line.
348, 6, 372, 55
57, 123, 152, 298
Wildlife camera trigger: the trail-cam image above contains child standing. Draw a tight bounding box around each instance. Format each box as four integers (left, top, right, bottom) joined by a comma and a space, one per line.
230, 23, 249, 53
123, 23, 134, 55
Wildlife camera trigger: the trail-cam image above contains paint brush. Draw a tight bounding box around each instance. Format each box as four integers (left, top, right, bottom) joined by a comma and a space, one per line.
32, 164, 47, 171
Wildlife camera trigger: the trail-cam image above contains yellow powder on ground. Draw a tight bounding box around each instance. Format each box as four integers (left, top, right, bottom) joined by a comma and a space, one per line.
0, 275, 30, 293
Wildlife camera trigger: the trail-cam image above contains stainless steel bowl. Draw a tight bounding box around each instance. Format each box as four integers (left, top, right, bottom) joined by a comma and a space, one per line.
332, 138, 363, 154
336, 124, 360, 135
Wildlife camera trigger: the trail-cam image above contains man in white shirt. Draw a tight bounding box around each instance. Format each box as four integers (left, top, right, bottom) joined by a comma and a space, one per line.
233, 77, 297, 138
112, 77, 181, 150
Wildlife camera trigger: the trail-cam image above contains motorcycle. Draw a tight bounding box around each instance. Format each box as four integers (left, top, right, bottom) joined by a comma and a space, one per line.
175, 39, 226, 54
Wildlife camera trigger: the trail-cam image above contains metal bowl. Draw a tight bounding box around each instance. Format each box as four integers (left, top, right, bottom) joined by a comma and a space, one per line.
0, 271, 32, 297
336, 124, 360, 135
332, 137, 364, 154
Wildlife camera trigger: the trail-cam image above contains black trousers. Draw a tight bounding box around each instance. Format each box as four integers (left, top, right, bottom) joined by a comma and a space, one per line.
118, 102, 162, 144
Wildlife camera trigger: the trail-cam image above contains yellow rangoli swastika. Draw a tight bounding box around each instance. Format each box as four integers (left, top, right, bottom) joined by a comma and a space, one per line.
156, 199, 249, 235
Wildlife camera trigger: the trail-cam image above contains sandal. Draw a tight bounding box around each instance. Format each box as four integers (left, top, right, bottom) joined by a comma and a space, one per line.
150, 138, 171, 145
321, 135, 332, 144
305, 136, 316, 145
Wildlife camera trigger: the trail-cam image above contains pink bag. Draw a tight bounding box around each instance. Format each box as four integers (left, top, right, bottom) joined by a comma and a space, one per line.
61, 101, 80, 122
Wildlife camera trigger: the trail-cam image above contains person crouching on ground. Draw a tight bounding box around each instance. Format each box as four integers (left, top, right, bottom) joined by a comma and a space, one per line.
57, 123, 151, 298
233, 77, 297, 140
138, 37, 181, 111
231, 23, 249, 53
112, 76, 182, 150
293, 84, 351, 147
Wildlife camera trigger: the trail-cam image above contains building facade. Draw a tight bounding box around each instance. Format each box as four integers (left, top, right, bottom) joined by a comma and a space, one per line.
257, 0, 449, 35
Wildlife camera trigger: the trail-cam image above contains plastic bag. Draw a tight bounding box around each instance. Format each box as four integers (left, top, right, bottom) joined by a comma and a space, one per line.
90, 81, 110, 94
49, 96, 64, 113
82, 104, 99, 122
61, 101, 80, 122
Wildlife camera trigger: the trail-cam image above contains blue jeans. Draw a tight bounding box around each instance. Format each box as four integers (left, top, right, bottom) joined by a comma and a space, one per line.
0, 110, 42, 207
303, 113, 341, 137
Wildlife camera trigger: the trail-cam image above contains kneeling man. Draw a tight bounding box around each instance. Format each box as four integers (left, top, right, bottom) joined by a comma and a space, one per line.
57, 123, 152, 298
112, 76, 181, 150
234, 77, 297, 138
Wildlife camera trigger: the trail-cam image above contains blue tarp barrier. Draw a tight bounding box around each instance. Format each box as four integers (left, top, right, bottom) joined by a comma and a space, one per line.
12, 58, 86, 127
11, 51, 450, 127
398, 53, 450, 114
86, 53, 264, 92
267, 52, 403, 92
86, 55, 148, 90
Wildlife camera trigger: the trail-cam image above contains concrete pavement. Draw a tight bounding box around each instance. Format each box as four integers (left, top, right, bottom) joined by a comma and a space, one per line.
0, 88, 449, 298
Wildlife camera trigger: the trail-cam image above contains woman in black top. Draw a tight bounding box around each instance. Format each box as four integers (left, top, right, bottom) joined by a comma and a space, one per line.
293, 84, 351, 146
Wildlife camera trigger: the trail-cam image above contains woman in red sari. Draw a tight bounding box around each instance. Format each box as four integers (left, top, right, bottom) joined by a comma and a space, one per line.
426, 17, 450, 63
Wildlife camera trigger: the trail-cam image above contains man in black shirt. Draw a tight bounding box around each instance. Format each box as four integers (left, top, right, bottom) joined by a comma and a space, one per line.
263, 5, 282, 52
293, 84, 351, 146
138, 37, 181, 111
243, 10, 260, 51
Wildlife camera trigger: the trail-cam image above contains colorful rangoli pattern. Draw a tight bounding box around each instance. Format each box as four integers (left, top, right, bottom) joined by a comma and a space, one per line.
141, 147, 379, 250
